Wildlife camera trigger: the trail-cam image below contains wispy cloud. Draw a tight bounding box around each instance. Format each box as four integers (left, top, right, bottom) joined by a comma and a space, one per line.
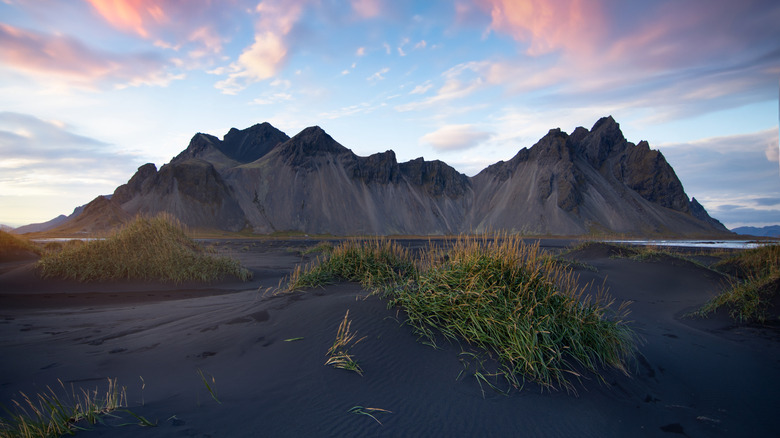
395, 62, 485, 111
421, 124, 492, 152
84, 0, 229, 68
0, 23, 176, 89
367, 67, 389, 82
409, 81, 433, 95
659, 128, 780, 227
474, 0, 605, 56
0, 112, 142, 223
351, 0, 382, 18
214, 0, 308, 94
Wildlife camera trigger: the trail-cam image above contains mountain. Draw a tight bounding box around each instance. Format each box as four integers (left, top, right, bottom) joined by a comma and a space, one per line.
48, 117, 730, 237
14, 203, 89, 234
731, 225, 780, 237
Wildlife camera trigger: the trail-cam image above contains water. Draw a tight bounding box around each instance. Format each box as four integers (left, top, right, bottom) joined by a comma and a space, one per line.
605, 239, 775, 250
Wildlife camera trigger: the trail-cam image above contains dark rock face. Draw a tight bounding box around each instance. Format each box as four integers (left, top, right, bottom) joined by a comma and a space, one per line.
350, 151, 402, 185
60, 117, 730, 236
277, 126, 350, 169
172, 123, 289, 166
113, 163, 158, 205
399, 158, 471, 198
690, 197, 727, 230
220, 122, 289, 163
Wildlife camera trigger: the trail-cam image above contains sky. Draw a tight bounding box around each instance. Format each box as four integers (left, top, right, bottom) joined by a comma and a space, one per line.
0, 0, 779, 229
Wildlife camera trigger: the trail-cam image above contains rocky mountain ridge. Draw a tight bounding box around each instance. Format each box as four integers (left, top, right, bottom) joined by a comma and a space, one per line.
46, 116, 729, 236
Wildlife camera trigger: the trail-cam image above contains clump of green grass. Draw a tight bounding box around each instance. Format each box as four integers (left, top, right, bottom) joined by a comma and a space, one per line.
0, 230, 41, 260
36, 214, 251, 283
283, 238, 415, 292
697, 244, 779, 323
390, 236, 634, 391
325, 310, 366, 375
0, 378, 126, 438
284, 235, 636, 392
300, 241, 334, 256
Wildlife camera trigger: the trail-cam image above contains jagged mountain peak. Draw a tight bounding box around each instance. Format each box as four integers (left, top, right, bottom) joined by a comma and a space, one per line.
276, 125, 351, 168
575, 115, 629, 168
173, 123, 289, 165
220, 122, 289, 163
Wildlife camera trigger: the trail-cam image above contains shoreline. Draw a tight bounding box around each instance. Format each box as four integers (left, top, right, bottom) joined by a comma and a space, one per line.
1, 238, 778, 437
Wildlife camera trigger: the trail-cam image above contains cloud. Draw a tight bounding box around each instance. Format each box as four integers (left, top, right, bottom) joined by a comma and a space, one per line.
409, 81, 433, 95
85, 0, 168, 38
84, 0, 229, 67
367, 67, 389, 82
0, 112, 142, 223
421, 124, 492, 151
214, 0, 306, 94
395, 62, 485, 111
351, 0, 382, 18
355, 46, 366, 56
460, 1, 780, 123
659, 128, 780, 227
0, 23, 176, 89
474, 0, 605, 56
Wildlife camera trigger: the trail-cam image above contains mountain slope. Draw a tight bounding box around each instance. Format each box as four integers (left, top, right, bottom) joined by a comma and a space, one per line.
50, 117, 729, 236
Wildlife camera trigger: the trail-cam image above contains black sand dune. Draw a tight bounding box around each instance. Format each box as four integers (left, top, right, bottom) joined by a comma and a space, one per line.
1, 239, 778, 437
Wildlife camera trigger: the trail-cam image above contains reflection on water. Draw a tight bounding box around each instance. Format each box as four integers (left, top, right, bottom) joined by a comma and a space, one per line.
31, 238, 103, 243
606, 240, 776, 250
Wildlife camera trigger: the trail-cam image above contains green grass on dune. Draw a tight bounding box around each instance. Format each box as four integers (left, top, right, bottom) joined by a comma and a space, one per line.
36, 214, 251, 283
283, 235, 636, 391
697, 244, 779, 323
0, 379, 128, 438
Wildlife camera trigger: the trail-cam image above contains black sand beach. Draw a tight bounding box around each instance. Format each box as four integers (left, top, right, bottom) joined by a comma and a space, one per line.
1, 239, 778, 437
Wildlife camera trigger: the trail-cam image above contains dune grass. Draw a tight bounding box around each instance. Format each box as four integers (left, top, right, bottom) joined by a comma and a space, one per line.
0, 230, 41, 259
36, 214, 251, 283
697, 244, 779, 323
325, 310, 366, 375
195, 369, 221, 404
284, 238, 415, 292
283, 235, 636, 391
0, 379, 126, 438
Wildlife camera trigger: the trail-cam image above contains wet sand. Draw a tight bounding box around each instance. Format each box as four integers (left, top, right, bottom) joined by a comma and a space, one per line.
0, 238, 778, 437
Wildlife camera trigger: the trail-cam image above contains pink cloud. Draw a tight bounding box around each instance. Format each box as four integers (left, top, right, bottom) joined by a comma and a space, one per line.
0, 23, 173, 88
474, 0, 606, 56
85, 0, 169, 38
351, 0, 382, 18
421, 124, 492, 152
84, 0, 232, 66
215, 0, 308, 94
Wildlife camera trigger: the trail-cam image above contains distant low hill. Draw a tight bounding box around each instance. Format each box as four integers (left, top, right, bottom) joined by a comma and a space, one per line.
731, 225, 780, 237
14, 204, 88, 234
45, 116, 730, 237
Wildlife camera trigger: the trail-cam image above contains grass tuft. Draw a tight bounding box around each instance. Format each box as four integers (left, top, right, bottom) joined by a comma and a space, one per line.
284, 235, 636, 392
36, 214, 251, 283
283, 238, 415, 292
325, 310, 366, 375
347, 406, 391, 425
0, 378, 126, 438
697, 244, 779, 323
195, 368, 221, 404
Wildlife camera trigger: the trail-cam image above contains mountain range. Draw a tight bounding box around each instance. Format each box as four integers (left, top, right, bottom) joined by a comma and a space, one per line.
39, 116, 729, 236
731, 225, 780, 238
